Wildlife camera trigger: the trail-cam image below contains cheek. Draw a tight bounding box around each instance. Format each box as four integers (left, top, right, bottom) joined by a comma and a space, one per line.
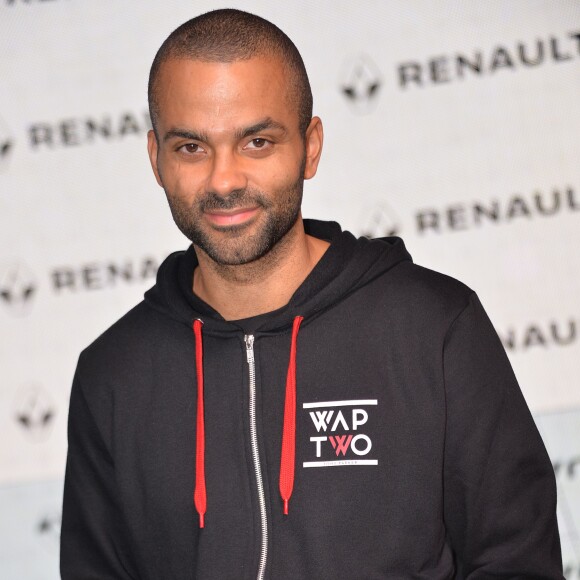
249, 155, 304, 192
161, 160, 204, 200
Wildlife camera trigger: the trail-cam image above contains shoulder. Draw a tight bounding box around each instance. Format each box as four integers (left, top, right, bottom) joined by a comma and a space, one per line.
76, 299, 181, 381
373, 260, 475, 320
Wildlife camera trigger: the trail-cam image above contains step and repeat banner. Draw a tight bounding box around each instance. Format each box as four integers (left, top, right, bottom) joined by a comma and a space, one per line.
0, 1, 579, 577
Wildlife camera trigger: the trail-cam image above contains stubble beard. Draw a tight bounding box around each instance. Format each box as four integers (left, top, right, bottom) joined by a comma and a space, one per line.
166, 175, 304, 268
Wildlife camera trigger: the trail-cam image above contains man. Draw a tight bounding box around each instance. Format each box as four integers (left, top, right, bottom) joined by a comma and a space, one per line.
60, 9, 563, 579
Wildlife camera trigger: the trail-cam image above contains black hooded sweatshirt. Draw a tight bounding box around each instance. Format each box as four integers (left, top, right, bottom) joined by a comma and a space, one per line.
61, 220, 563, 579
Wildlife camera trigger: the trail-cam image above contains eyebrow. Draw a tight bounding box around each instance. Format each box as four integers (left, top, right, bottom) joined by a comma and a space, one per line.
163, 128, 208, 143
234, 118, 287, 140
163, 117, 287, 144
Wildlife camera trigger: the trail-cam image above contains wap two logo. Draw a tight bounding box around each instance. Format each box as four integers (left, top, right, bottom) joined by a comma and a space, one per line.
303, 399, 378, 468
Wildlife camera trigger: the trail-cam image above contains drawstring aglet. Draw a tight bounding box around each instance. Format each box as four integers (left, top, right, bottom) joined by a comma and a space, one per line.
283, 499, 289, 516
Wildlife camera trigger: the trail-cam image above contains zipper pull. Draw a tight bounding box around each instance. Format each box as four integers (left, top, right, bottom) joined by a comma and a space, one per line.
245, 334, 254, 361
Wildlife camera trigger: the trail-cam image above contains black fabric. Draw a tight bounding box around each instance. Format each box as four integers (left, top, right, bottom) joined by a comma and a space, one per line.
61, 219, 563, 579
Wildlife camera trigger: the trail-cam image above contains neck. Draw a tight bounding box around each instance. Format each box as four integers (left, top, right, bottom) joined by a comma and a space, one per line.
192, 218, 329, 320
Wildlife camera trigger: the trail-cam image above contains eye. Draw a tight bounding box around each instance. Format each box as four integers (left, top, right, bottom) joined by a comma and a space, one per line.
245, 138, 269, 150
179, 143, 205, 154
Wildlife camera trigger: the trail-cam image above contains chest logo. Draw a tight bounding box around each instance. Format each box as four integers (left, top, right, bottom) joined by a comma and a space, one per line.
302, 399, 378, 468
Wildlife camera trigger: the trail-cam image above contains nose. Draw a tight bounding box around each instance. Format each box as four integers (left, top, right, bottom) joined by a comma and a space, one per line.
207, 149, 248, 196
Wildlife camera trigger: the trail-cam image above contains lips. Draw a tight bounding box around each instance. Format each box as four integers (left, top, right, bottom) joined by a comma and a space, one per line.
204, 206, 260, 227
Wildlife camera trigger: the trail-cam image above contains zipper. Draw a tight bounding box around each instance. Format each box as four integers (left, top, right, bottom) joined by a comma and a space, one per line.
245, 334, 268, 580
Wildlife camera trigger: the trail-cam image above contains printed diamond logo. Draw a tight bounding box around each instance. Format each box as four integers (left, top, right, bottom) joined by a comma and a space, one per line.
0, 116, 15, 172
360, 203, 401, 238
340, 55, 382, 114
0, 262, 37, 316
14, 384, 56, 442
37, 510, 62, 553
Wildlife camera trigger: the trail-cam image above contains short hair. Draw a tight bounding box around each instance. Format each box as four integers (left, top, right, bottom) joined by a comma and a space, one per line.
148, 9, 313, 138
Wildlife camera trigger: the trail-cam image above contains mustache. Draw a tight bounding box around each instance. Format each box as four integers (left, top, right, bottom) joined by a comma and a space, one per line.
198, 188, 271, 212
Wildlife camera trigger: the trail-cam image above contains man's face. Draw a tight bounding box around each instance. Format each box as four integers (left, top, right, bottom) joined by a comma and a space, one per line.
147, 56, 322, 266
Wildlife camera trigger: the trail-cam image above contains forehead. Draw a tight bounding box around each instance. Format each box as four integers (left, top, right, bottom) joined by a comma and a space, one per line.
154, 56, 297, 133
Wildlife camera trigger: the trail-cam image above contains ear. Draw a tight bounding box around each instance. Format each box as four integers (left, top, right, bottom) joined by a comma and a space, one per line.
303, 116, 323, 180
147, 129, 164, 187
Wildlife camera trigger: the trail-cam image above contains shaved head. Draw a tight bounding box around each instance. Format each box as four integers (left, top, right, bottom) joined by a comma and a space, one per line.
148, 9, 313, 138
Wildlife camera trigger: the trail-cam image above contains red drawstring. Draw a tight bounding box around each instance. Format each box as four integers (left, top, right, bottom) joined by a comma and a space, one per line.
193, 315, 304, 526
279, 316, 304, 516
193, 319, 206, 528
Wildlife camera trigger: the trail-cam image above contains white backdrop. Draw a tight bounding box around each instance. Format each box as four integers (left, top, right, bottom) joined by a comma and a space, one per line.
0, 1, 579, 577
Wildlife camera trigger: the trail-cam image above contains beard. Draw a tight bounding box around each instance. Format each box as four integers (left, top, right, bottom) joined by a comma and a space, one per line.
165, 173, 304, 266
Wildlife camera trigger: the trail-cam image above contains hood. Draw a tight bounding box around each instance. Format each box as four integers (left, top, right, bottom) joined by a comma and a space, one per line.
144, 219, 412, 334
